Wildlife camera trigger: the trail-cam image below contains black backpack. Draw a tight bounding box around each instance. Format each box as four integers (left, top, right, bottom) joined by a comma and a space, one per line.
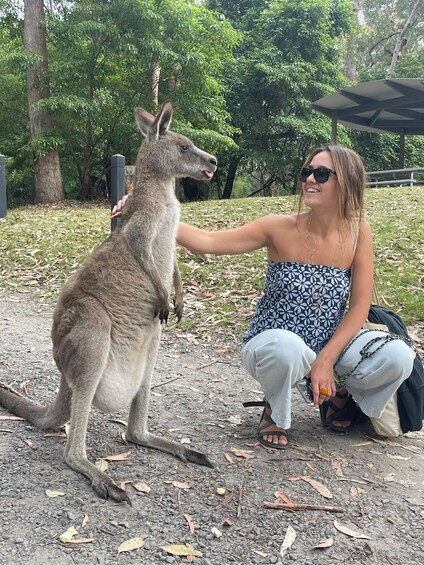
367, 304, 424, 433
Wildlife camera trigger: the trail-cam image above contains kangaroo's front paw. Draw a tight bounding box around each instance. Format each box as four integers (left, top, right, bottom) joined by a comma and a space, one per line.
173, 297, 183, 323
153, 298, 169, 323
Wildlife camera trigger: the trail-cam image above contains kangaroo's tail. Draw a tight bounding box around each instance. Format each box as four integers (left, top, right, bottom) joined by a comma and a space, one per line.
0, 375, 71, 430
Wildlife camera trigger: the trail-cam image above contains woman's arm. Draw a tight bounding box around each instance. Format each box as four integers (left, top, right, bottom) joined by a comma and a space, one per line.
310, 219, 374, 404
177, 215, 277, 255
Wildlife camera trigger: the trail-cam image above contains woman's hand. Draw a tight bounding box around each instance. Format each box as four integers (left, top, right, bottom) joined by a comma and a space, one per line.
111, 194, 129, 220
309, 355, 337, 406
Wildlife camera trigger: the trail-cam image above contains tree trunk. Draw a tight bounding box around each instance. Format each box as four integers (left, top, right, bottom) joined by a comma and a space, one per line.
386, 0, 422, 79
78, 118, 94, 199
150, 64, 160, 105
345, 0, 362, 81
24, 0, 63, 203
222, 155, 242, 199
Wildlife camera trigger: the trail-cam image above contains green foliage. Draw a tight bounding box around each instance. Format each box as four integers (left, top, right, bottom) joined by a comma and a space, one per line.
355, 0, 424, 81
215, 0, 354, 196
1, 0, 423, 205
0, 0, 238, 202
351, 131, 424, 173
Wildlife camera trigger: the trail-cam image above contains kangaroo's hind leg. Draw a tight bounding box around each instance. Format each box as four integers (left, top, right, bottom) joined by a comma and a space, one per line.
55, 301, 130, 503
125, 325, 213, 468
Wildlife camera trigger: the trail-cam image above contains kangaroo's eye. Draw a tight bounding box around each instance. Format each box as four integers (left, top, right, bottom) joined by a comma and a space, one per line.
180, 145, 189, 152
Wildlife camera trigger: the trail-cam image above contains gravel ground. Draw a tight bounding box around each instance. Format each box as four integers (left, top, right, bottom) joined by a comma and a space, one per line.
0, 291, 423, 565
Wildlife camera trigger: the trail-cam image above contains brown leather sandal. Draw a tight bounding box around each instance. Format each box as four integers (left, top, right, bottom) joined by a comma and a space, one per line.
243, 399, 288, 449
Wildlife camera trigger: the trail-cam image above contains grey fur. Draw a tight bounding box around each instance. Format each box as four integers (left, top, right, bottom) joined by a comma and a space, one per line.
0, 101, 216, 502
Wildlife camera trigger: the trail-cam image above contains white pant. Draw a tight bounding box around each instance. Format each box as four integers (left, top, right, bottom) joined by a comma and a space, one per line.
241, 328, 416, 430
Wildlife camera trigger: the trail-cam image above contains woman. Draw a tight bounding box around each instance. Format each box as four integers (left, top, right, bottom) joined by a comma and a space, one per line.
112, 145, 415, 449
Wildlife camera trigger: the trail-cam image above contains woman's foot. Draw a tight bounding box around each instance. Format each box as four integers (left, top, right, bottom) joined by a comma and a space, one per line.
258, 400, 288, 449
319, 388, 355, 432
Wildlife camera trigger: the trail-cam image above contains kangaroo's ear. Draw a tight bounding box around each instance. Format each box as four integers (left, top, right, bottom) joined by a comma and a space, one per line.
152, 101, 173, 139
134, 108, 155, 138
134, 101, 173, 140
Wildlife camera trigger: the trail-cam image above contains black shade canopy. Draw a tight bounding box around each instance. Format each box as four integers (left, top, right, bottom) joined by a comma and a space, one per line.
312, 78, 424, 166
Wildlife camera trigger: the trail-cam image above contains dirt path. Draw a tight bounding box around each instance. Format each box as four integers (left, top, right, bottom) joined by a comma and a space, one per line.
0, 291, 423, 565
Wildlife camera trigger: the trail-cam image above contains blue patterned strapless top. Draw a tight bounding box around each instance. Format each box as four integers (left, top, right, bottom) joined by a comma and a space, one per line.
243, 261, 351, 352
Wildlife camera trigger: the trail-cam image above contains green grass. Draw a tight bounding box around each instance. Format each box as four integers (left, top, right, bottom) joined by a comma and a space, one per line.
0, 188, 423, 345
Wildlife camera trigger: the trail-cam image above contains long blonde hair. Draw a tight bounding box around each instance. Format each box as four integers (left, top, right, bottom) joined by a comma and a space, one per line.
297, 145, 366, 222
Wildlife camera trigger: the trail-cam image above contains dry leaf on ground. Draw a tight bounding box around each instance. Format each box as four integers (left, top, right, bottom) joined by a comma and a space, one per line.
167, 481, 191, 489
132, 482, 151, 494
313, 537, 334, 549
350, 486, 366, 497
117, 537, 144, 554
95, 459, 109, 472
183, 513, 195, 534
228, 415, 242, 425
103, 450, 132, 461
301, 476, 333, 499
161, 545, 202, 557
224, 452, 235, 464
119, 480, 131, 491
59, 526, 78, 543
280, 525, 296, 558
331, 458, 347, 477
61, 537, 95, 545
274, 491, 294, 504
45, 490, 65, 498
222, 518, 232, 527
253, 550, 271, 557
334, 520, 372, 539
229, 447, 255, 459
351, 441, 373, 447
58, 527, 94, 545
82, 514, 89, 528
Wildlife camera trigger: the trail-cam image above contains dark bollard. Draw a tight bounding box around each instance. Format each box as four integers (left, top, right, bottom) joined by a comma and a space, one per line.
0, 155, 6, 220
110, 154, 126, 231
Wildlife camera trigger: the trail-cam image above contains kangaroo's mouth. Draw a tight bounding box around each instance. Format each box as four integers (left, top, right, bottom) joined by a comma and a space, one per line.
203, 170, 214, 180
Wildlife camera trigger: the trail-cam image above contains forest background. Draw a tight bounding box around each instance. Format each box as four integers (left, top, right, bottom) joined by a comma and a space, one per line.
1, 0, 424, 205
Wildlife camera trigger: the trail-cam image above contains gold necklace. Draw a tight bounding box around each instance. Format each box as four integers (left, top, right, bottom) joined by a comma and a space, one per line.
305, 213, 346, 267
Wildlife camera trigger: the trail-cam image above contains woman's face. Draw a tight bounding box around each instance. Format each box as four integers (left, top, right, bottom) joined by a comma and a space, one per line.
302, 151, 340, 211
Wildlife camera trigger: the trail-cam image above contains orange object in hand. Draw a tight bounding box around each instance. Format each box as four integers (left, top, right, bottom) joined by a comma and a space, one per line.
319, 387, 329, 396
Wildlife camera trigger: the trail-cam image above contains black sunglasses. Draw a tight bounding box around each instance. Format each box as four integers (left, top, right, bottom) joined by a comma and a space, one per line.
299, 166, 336, 183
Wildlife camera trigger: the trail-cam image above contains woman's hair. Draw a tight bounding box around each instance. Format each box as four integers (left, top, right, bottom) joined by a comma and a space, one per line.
297, 144, 366, 221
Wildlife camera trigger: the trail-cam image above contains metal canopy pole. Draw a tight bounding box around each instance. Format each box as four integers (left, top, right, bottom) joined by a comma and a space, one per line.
399, 130, 405, 169
331, 115, 337, 144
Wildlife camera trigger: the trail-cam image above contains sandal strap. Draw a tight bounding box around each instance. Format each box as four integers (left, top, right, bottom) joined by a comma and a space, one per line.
322, 395, 356, 425
243, 398, 271, 409
258, 411, 276, 433
243, 400, 266, 408
258, 428, 288, 440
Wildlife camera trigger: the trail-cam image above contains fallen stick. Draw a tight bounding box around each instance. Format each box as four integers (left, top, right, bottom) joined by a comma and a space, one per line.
264, 501, 344, 513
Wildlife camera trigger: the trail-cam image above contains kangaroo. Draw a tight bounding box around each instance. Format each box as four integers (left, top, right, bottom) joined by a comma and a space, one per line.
0, 101, 217, 502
